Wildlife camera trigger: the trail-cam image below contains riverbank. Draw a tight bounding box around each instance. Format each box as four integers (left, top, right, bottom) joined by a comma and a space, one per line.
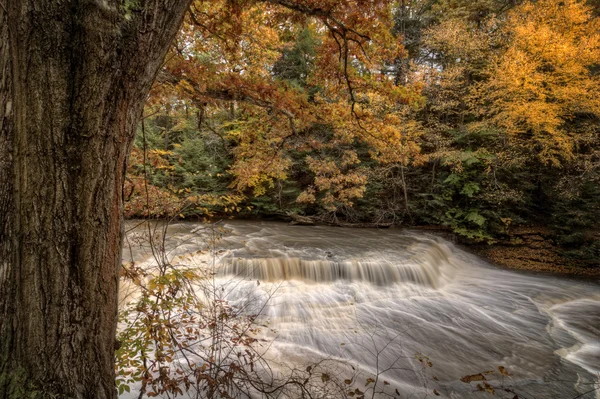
469, 226, 600, 279
370, 224, 600, 279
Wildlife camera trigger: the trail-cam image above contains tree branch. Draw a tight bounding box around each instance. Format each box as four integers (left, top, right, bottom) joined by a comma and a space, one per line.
157, 70, 298, 134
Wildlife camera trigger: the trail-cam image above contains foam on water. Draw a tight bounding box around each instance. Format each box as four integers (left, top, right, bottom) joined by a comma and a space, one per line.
548, 298, 600, 376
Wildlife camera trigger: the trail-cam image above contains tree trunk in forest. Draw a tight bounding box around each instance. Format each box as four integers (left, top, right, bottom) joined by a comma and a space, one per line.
399, 163, 412, 223
0, 1, 191, 398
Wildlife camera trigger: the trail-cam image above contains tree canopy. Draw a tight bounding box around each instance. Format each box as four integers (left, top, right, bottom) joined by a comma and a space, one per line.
127, 0, 599, 262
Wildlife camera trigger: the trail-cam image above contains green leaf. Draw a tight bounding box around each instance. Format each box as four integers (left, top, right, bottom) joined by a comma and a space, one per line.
460, 182, 480, 197
465, 210, 486, 227
443, 173, 461, 186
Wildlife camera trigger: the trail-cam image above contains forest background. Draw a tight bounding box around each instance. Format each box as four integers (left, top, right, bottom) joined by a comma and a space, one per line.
125, 0, 600, 270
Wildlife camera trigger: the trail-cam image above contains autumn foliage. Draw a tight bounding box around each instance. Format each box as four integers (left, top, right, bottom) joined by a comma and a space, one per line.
127, 0, 600, 262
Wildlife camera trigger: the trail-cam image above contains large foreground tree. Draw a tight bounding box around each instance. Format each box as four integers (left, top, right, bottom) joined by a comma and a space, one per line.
0, 1, 191, 397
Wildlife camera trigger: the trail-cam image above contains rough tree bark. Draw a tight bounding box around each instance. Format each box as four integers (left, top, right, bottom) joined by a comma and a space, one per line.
0, 1, 191, 397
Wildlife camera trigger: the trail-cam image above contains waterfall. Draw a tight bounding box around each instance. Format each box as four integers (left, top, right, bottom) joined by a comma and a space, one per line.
218, 240, 456, 288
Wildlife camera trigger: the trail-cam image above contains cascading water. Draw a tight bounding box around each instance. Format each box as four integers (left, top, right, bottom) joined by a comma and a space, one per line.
217, 244, 453, 287
122, 220, 600, 398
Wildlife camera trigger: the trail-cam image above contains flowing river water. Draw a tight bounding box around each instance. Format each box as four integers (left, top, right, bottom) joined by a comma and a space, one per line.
122, 220, 600, 398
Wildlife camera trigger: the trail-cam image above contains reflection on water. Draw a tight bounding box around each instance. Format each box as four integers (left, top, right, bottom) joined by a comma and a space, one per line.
123, 220, 600, 398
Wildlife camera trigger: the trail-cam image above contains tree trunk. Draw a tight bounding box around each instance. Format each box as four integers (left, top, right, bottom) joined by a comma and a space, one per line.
0, 1, 190, 398
0, 3, 14, 319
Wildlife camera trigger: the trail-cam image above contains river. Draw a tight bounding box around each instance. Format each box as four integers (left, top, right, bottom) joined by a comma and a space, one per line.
121, 220, 600, 398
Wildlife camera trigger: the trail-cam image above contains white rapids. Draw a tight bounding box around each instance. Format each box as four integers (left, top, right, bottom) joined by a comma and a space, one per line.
121, 220, 600, 398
